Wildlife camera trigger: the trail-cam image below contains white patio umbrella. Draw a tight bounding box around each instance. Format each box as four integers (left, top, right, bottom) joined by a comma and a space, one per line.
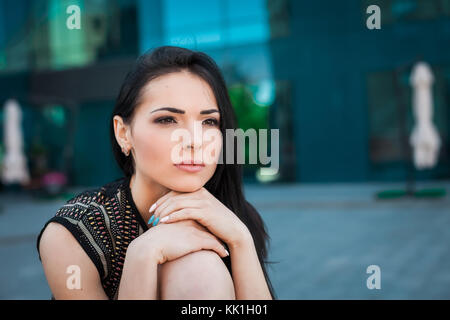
409, 62, 441, 170
1, 99, 30, 186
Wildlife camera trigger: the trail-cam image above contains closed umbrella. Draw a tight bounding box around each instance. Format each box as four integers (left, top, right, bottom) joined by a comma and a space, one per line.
376, 61, 445, 199
1, 99, 30, 187
409, 62, 441, 170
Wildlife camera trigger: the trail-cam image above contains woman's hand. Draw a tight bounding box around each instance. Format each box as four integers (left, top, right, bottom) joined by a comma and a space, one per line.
129, 220, 229, 265
148, 187, 251, 248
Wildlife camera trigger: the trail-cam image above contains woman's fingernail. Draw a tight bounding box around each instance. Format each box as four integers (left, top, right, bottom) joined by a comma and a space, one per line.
160, 216, 169, 223
149, 203, 157, 213
152, 217, 160, 227
148, 215, 155, 224
225, 249, 230, 256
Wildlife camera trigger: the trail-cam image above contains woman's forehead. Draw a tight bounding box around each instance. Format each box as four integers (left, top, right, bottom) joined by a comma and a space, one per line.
139, 72, 218, 113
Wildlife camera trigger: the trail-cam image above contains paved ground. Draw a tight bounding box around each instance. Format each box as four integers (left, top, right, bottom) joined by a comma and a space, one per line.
1, 181, 450, 299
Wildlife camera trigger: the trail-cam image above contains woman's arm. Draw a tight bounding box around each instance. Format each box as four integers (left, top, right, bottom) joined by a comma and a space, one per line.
117, 240, 159, 299
228, 231, 273, 300
149, 187, 274, 299
118, 219, 229, 299
40, 222, 160, 300
40, 220, 228, 300
39, 222, 109, 299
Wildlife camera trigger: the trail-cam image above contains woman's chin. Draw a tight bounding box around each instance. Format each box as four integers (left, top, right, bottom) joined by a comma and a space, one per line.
165, 177, 206, 193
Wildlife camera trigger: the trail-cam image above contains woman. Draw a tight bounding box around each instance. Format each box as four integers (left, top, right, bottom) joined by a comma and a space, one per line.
36, 46, 276, 300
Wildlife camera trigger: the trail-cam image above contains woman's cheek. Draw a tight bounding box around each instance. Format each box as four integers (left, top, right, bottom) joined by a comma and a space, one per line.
201, 138, 221, 179
202, 129, 222, 164
134, 131, 168, 168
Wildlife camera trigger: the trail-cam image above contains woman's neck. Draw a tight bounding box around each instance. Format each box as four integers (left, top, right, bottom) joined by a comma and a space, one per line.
129, 173, 170, 225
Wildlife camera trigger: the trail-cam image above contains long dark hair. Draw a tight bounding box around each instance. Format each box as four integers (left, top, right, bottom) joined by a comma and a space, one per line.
109, 46, 277, 299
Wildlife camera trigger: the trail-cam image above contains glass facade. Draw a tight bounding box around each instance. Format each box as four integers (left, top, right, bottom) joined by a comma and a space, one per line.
0, 0, 449, 186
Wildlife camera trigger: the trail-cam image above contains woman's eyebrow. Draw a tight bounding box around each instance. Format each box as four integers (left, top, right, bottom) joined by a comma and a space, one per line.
200, 109, 219, 115
150, 107, 219, 114
150, 107, 184, 114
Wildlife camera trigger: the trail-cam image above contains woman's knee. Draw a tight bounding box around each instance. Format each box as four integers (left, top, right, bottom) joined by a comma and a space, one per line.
158, 250, 235, 300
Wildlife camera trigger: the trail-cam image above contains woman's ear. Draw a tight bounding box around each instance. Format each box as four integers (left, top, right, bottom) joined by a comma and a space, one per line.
113, 115, 131, 150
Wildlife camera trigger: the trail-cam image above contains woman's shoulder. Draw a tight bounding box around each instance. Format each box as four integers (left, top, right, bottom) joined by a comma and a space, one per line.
54, 176, 127, 221
36, 176, 129, 281
36, 176, 128, 255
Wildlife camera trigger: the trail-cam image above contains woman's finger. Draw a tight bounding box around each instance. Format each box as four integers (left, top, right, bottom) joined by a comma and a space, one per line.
195, 228, 219, 241
159, 208, 196, 224
151, 194, 178, 216
197, 236, 229, 258
195, 229, 227, 249
149, 190, 180, 213
151, 192, 191, 217
176, 219, 208, 233
157, 199, 201, 220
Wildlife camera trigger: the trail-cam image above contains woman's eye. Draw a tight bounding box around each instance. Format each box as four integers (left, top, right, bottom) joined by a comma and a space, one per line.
154, 116, 218, 126
203, 118, 219, 126
155, 116, 176, 124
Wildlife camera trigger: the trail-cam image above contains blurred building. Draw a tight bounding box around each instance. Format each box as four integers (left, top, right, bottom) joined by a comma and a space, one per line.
0, 0, 449, 187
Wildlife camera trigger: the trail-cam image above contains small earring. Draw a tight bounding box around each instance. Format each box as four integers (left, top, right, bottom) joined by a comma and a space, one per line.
122, 146, 130, 156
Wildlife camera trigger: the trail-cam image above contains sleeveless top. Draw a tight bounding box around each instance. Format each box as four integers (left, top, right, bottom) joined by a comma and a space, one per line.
36, 175, 232, 300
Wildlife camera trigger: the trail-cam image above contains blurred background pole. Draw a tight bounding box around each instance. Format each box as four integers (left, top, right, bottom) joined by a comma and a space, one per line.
394, 63, 415, 196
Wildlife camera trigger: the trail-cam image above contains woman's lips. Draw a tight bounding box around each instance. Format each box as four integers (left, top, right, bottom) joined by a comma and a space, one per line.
174, 162, 205, 173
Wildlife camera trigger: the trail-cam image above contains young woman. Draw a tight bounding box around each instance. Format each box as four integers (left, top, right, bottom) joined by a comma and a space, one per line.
36, 46, 276, 300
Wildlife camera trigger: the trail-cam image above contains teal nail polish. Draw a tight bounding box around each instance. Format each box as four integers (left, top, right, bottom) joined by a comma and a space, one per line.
153, 217, 160, 227
148, 215, 155, 224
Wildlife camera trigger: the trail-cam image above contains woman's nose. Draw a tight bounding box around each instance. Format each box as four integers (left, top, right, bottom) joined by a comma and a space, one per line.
184, 120, 204, 150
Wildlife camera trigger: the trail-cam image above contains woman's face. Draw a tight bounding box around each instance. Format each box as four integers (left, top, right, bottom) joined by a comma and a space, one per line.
117, 71, 223, 193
